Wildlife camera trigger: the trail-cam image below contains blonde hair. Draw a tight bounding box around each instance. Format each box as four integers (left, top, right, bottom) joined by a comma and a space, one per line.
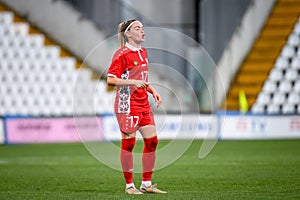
118, 19, 137, 47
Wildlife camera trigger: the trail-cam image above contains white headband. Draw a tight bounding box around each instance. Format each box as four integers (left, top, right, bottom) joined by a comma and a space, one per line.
124, 20, 142, 36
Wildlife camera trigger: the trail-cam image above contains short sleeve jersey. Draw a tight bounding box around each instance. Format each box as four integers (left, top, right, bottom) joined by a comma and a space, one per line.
107, 43, 150, 114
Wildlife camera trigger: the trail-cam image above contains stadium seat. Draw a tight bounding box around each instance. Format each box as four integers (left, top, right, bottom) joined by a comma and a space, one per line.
6, 60, 19, 71
287, 33, 300, 47
66, 72, 76, 85
291, 56, 300, 69
13, 96, 26, 116
0, 84, 4, 95
262, 80, 277, 94
14, 49, 27, 59
0, 106, 4, 116
7, 84, 19, 96
297, 49, 300, 57
14, 36, 27, 47
36, 60, 52, 71
26, 34, 45, 47
278, 80, 292, 93
269, 68, 283, 82
25, 48, 41, 59
1, 35, 20, 47
0, 26, 4, 37
0, 12, 14, 24
24, 47, 59, 60
95, 81, 107, 93
285, 68, 298, 81
1, 48, 15, 60
2, 72, 16, 84
73, 97, 91, 116
274, 56, 289, 70
28, 84, 41, 95
14, 83, 26, 96
13, 23, 29, 36
21, 71, 36, 83
51, 60, 64, 71
267, 104, 280, 114
251, 103, 265, 114
282, 104, 295, 114
39, 103, 52, 116
4, 35, 43, 48
272, 92, 286, 105
294, 80, 300, 93
49, 100, 63, 116
44, 46, 60, 59
94, 94, 104, 113
287, 91, 300, 105
63, 103, 73, 116
16, 59, 31, 72
0, 36, 6, 46
0, 49, 4, 59
0, 23, 28, 36
55, 73, 67, 84
0, 24, 14, 36
0, 60, 9, 71
60, 57, 76, 71
35, 48, 48, 60
103, 94, 114, 113
75, 69, 92, 83
281, 45, 296, 58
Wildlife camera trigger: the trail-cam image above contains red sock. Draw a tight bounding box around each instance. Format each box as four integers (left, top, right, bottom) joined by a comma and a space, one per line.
142, 136, 158, 181
120, 137, 136, 184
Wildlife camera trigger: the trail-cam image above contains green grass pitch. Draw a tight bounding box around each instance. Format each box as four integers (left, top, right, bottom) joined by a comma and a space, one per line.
0, 140, 299, 199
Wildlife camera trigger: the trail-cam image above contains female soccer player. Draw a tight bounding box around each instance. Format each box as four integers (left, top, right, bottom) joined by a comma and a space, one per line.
107, 19, 167, 195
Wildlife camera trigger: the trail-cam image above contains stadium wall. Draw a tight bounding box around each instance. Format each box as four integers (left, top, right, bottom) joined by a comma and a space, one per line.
0, 118, 4, 144
219, 113, 300, 140
215, 0, 276, 108
3, 114, 300, 144
4, 116, 102, 144
101, 114, 213, 141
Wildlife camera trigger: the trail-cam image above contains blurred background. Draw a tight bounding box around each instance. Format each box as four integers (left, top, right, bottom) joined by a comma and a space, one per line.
0, 0, 299, 143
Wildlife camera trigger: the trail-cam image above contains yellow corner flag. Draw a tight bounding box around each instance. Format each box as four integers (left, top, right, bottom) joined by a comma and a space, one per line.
239, 89, 248, 113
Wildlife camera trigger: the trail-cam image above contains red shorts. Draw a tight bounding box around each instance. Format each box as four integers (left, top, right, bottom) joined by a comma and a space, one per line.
116, 111, 155, 133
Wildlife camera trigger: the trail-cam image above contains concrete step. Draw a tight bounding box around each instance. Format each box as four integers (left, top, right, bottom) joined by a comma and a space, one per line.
224, 96, 257, 111
236, 73, 268, 85
240, 63, 273, 73
228, 85, 262, 98
252, 39, 285, 50
266, 16, 298, 26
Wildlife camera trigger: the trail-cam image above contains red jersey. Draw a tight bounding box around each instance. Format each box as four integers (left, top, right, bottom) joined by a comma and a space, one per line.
108, 43, 150, 114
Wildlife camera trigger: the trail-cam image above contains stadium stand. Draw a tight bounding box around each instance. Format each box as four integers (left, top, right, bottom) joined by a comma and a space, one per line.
251, 16, 300, 114
0, 6, 114, 117
224, 0, 300, 114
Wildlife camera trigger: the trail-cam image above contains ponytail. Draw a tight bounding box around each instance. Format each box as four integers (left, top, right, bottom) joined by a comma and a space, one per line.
118, 19, 137, 47
118, 22, 126, 47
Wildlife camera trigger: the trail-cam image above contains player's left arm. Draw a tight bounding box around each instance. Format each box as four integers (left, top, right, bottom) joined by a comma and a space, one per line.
147, 85, 162, 108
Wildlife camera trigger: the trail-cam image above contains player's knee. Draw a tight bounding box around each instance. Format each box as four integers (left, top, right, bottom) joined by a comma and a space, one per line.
121, 138, 136, 152
144, 136, 158, 151
151, 135, 158, 148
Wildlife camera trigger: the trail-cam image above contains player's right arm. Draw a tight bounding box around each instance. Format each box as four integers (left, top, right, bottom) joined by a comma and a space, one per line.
107, 76, 149, 88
